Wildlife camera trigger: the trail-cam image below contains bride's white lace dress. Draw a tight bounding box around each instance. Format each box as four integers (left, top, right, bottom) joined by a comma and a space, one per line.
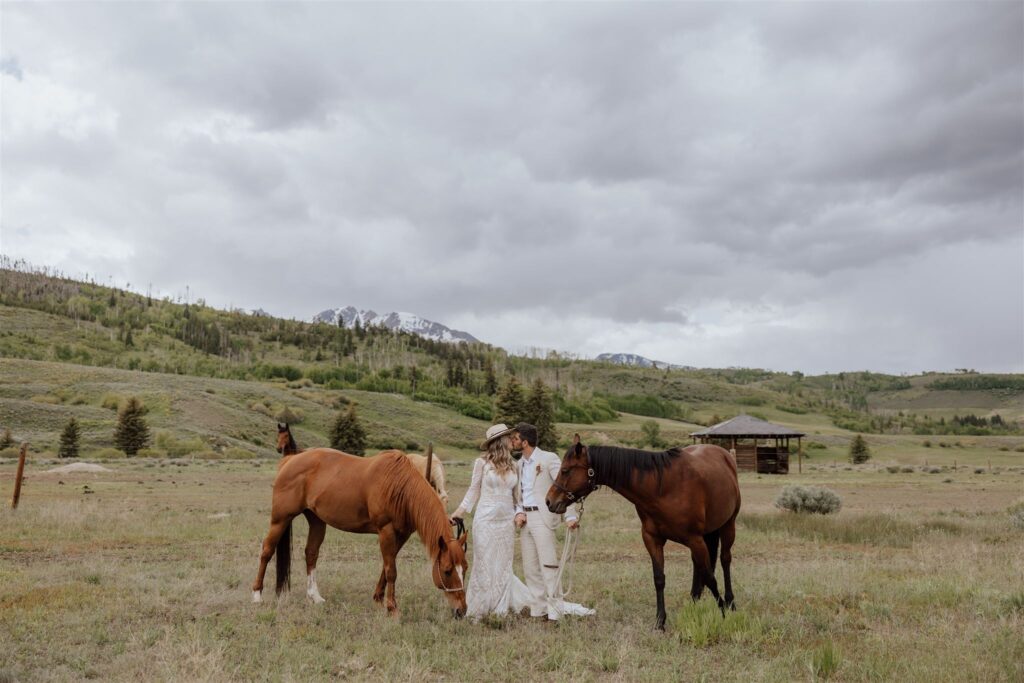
455, 457, 595, 621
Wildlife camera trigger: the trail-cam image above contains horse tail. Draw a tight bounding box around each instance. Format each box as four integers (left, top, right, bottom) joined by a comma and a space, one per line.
275, 519, 293, 595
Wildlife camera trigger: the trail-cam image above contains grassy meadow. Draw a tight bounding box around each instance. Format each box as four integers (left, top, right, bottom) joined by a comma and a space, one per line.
2, 449, 1022, 682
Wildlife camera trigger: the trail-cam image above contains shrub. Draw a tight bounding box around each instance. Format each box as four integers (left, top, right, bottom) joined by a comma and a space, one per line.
222, 447, 256, 460
101, 394, 122, 411
275, 405, 304, 425
901, 466, 914, 473
925, 466, 941, 474
192, 450, 223, 460
922, 440, 932, 448
136, 448, 168, 459
154, 432, 205, 458
85, 448, 125, 460
974, 468, 985, 474
885, 465, 900, 473
806, 441, 828, 450
775, 485, 842, 514
30, 394, 62, 404
249, 402, 274, 417
641, 420, 665, 448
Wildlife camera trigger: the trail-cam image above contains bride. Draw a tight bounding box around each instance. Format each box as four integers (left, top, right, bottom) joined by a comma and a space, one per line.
450, 423, 594, 621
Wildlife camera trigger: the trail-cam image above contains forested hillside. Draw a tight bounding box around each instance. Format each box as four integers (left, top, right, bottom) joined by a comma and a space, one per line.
1, 260, 1021, 460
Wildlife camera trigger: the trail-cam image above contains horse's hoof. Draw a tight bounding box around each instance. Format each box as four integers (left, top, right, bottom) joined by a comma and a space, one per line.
307, 594, 326, 605
252, 591, 262, 604
372, 593, 384, 604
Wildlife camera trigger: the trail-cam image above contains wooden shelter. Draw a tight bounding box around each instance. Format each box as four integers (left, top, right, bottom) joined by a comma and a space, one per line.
690, 415, 806, 474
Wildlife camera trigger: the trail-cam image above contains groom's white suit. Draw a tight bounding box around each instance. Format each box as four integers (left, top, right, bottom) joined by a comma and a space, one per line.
517, 445, 577, 620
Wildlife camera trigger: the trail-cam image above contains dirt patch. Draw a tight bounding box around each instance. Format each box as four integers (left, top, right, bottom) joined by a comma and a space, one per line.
44, 462, 113, 474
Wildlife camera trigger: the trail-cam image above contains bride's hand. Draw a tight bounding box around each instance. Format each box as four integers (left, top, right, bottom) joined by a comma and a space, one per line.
514, 513, 527, 528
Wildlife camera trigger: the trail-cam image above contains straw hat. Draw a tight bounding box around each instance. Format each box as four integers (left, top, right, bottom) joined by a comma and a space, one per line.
480, 423, 514, 450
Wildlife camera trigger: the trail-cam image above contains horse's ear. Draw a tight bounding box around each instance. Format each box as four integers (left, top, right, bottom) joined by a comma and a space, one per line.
458, 531, 467, 552
437, 535, 448, 553
278, 422, 286, 431
572, 433, 580, 445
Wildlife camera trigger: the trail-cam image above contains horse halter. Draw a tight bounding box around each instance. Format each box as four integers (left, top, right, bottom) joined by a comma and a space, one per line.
551, 462, 599, 503
435, 520, 467, 593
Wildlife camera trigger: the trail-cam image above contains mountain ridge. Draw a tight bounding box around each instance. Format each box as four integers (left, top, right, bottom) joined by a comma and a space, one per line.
313, 306, 479, 344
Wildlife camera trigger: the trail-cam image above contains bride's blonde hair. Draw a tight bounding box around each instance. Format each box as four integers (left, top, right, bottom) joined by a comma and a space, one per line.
483, 435, 516, 475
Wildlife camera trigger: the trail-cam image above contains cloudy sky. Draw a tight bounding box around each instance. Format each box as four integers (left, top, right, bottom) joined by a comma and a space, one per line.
2, 2, 1021, 374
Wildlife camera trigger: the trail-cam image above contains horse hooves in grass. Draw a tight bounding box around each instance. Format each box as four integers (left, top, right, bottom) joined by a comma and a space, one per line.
252, 591, 263, 604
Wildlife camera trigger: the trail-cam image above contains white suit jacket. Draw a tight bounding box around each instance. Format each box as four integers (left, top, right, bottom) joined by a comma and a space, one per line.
517, 447, 578, 530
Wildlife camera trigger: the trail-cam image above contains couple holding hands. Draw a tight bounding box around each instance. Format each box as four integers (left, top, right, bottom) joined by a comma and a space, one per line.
450, 422, 595, 622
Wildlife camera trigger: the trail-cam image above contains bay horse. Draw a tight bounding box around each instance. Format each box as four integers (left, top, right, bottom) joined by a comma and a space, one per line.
251, 447, 468, 617
546, 435, 740, 630
275, 423, 299, 457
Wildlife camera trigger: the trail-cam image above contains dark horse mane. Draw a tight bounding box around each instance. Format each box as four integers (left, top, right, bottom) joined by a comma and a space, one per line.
586, 445, 683, 491
376, 452, 451, 554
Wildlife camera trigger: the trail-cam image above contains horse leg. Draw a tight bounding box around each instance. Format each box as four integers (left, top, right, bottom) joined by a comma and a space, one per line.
690, 556, 703, 601
373, 531, 410, 604
691, 530, 720, 601
302, 511, 328, 604
686, 535, 725, 616
251, 515, 293, 603
377, 525, 401, 614
641, 527, 668, 631
720, 517, 737, 611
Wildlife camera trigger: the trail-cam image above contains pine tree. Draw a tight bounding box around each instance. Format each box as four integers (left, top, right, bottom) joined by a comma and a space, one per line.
849, 434, 871, 464
0, 427, 13, 450
525, 378, 557, 450
484, 359, 498, 396
330, 404, 367, 456
114, 396, 150, 456
493, 376, 526, 426
59, 417, 80, 458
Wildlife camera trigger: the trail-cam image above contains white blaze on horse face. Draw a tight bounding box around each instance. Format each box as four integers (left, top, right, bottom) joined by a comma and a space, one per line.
307, 569, 326, 604
456, 565, 464, 585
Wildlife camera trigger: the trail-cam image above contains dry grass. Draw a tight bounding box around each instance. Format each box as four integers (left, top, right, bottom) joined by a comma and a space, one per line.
1, 460, 1022, 682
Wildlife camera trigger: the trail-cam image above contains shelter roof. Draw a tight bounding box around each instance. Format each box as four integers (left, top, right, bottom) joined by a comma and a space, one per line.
690, 414, 806, 438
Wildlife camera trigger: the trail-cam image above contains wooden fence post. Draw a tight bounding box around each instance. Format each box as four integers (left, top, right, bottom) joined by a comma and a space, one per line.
11, 442, 28, 509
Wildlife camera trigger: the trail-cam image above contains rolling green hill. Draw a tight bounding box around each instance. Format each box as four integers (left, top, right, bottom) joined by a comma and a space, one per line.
1, 263, 1021, 462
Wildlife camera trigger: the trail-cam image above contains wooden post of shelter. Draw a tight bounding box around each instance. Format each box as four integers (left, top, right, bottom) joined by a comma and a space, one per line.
11, 442, 28, 509
798, 436, 802, 474
424, 442, 434, 485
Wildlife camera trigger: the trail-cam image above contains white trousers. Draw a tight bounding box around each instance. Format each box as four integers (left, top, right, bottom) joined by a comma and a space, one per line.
520, 511, 561, 620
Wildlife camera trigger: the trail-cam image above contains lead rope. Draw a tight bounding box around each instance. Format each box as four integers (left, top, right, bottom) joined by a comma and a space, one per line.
554, 499, 584, 600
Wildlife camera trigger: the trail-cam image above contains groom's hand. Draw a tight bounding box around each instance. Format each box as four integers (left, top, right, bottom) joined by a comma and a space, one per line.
514, 513, 527, 528
566, 519, 580, 530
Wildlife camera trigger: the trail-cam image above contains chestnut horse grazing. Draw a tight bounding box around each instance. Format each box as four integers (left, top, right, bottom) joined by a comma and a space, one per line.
251, 448, 468, 617
275, 423, 448, 502
547, 436, 740, 630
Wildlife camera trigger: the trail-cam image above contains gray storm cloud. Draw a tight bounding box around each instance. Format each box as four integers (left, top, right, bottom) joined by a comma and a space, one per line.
1, 2, 1021, 373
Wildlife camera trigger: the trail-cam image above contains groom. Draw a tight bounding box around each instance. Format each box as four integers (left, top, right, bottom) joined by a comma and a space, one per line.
512, 423, 579, 622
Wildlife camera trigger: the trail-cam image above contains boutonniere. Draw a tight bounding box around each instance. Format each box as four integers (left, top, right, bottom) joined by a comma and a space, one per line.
535, 464, 542, 476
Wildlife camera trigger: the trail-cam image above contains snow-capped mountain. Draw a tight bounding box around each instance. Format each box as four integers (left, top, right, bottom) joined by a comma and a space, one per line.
312, 306, 479, 344
596, 353, 689, 370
